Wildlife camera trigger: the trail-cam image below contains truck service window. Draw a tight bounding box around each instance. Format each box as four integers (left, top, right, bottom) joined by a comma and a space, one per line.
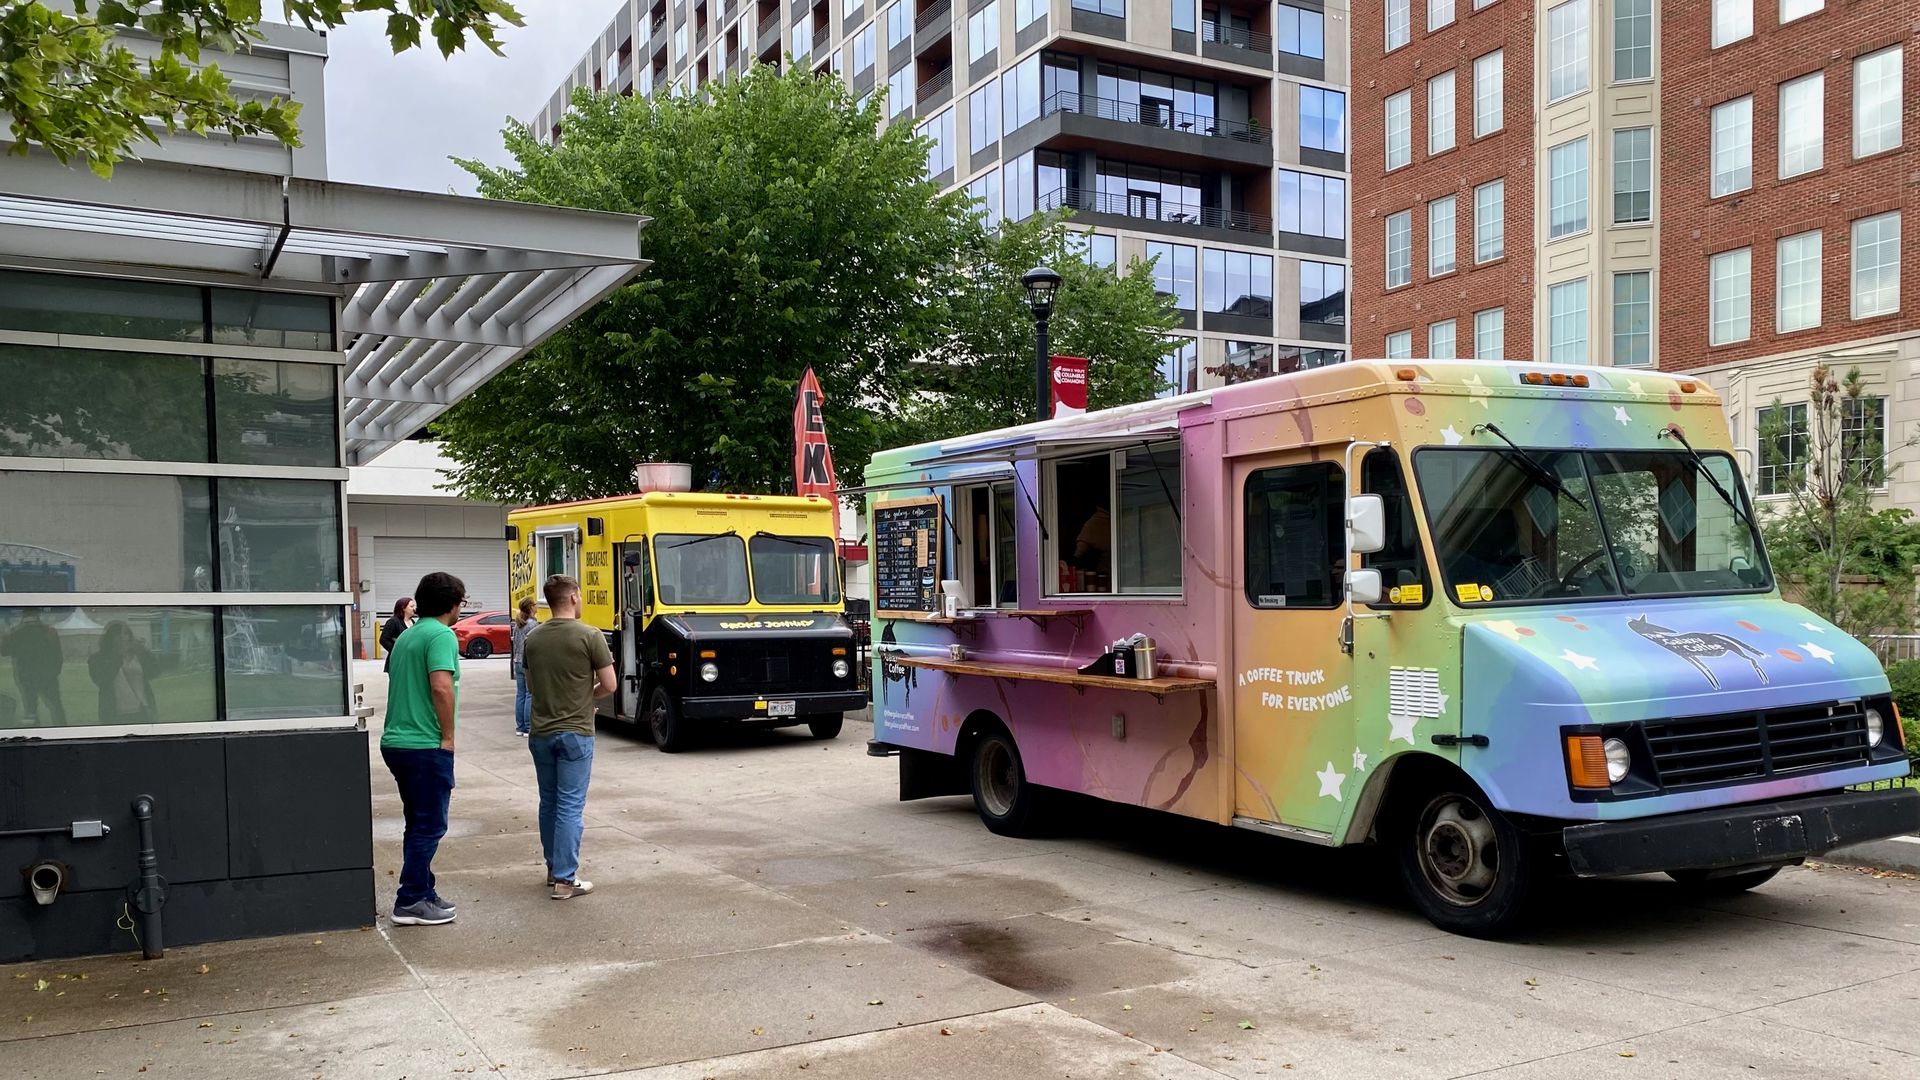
1049, 443, 1183, 595
749, 533, 842, 605
961, 483, 1018, 608
1414, 447, 1770, 604
653, 533, 751, 607
1362, 448, 1432, 607
1244, 462, 1344, 609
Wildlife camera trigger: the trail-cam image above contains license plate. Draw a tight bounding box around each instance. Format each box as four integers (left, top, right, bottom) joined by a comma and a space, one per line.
767, 700, 796, 717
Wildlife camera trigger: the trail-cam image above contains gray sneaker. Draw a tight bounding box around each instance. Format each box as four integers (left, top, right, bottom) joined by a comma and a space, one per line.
391, 898, 457, 925
550, 878, 594, 900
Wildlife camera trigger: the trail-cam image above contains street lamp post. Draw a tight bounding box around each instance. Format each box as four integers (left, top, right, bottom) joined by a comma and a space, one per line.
1022, 265, 1063, 422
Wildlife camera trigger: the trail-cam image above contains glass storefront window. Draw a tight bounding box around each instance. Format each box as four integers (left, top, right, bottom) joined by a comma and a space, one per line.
0, 607, 217, 729
0, 345, 208, 461
222, 606, 348, 720
0, 270, 204, 342
213, 359, 339, 467
215, 479, 344, 593
211, 290, 334, 351
0, 472, 213, 592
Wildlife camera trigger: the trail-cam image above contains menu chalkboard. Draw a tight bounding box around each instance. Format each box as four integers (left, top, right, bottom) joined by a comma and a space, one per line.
873, 495, 943, 618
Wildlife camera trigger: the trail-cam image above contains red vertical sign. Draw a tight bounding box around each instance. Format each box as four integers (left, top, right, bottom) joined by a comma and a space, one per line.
793, 366, 840, 538
1051, 355, 1089, 417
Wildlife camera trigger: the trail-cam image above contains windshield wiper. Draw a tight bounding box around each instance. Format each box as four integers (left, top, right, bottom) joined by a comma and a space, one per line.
1471, 423, 1587, 509
1657, 425, 1758, 533
667, 529, 739, 548
753, 531, 828, 547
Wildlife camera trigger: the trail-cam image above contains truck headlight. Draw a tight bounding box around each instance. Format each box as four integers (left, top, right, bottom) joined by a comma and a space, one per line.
699, 662, 719, 683
1603, 737, 1631, 784
832, 659, 851, 679
1865, 707, 1885, 748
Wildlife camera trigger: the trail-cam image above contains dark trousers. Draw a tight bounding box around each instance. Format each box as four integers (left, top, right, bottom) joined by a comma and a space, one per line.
381, 746, 455, 906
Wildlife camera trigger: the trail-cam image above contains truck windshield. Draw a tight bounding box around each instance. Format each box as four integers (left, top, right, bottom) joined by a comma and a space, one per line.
749, 533, 841, 605
1414, 448, 1770, 604
653, 533, 750, 607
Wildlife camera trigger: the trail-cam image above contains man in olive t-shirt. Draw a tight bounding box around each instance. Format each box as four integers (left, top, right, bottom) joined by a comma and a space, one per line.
380, 571, 466, 926
523, 574, 616, 899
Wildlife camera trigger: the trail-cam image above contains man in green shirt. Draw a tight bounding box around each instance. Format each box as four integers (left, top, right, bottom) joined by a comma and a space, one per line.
523, 574, 616, 899
380, 571, 466, 926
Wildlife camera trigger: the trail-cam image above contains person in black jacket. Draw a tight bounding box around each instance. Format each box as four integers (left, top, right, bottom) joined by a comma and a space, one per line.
380, 597, 416, 673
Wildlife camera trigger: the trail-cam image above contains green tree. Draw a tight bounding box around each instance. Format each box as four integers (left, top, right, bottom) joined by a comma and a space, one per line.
434, 67, 973, 503
1758, 364, 1920, 639
1, 0, 522, 176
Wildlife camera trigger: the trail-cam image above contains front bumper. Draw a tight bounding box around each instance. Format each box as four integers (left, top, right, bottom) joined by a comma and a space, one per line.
1561, 788, 1920, 877
679, 690, 868, 721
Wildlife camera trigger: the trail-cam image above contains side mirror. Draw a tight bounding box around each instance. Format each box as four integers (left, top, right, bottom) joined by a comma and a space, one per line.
1347, 568, 1384, 605
1347, 494, 1387, 555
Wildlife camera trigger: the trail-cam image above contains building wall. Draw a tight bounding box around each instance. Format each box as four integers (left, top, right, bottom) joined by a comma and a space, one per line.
1351, 0, 1535, 360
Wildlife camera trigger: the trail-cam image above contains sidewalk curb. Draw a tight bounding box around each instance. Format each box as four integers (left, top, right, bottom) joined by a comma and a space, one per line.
1819, 834, 1920, 874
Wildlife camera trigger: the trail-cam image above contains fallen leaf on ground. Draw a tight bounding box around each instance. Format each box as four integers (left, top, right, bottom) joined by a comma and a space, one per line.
32, 980, 48, 992
1237, 1021, 1255, 1030
867, 999, 883, 1006
1618, 1051, 1636, 1058
750, 1027, 764, 1036
939, 1027, 953, 1036
196, 964, 211, 975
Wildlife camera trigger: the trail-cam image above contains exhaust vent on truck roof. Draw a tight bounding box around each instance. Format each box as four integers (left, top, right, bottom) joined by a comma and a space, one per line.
634, 463, 693, 493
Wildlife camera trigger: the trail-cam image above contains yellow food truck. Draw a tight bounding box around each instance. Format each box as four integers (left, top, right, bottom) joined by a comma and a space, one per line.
506, 486, 862, 751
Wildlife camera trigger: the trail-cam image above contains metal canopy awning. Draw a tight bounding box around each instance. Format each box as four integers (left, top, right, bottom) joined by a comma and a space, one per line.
904, 391, 1208, 469
0, 153, 650, 465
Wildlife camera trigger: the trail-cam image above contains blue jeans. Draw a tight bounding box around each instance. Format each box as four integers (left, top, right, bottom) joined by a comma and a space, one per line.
529, 732, 594, 882
381, 746, 455, 907
514, 670, 532, 734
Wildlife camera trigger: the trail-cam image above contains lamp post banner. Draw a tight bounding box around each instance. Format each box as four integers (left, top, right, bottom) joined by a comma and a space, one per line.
792, 366, 840, 537
1051, 355, 1089, 417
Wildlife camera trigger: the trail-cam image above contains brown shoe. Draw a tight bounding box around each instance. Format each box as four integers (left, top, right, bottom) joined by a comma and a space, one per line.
551, 878, 594, 900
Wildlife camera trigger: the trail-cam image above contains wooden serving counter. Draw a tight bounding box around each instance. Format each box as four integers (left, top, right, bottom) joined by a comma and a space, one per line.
891, 656, 1213, 699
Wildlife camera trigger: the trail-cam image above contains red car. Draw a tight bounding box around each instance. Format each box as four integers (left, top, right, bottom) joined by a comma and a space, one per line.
452, 610, 513, 659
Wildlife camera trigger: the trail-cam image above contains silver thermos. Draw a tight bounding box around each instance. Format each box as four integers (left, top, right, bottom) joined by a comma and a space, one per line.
1133, 634, 1157, 680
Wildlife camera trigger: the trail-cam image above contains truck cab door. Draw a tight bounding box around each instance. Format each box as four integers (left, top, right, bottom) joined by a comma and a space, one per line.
618, 543, 654, 718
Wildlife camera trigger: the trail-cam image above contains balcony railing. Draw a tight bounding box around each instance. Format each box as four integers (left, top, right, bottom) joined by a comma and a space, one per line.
651, 14, 668, 35
814, 25, 831, 53
1040, 90, 1270, 144
698, 24, 711, 47
916, 0, 952, 34
757, 10, 781, 37
916, 67, 953, 105
1037, 186, 1272, 234
1200, 20, 1271, 52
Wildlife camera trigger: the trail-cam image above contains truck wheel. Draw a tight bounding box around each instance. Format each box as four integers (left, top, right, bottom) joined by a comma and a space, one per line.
1395, 780, 1536, 938
1667, 865, 1783, 895
465, 638, 492, 660
806, 714, 843, 740
648, 686, 688, 753
970, 731, 1045, 837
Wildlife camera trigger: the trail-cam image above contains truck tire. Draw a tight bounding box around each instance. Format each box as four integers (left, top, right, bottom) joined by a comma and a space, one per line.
1667, 865, 1784, 895
970, 730, 1045, 837
1394, 778, 1536, 938
806, 714, 843, 740
648, 686, 688, 753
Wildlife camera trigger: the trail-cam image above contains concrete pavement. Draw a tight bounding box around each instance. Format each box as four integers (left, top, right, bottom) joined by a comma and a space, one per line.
3, 659, 1917, 1079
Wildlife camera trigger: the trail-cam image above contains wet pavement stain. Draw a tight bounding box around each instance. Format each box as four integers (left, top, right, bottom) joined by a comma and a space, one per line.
904, 915, 1196, 1000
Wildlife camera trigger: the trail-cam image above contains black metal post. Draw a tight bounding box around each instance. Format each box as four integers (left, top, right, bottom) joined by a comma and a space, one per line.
1034, 314, 1051, 422
131, 794, 166, 959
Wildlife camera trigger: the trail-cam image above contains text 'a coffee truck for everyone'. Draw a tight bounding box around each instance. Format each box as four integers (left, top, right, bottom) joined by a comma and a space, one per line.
506, 464, 863, 752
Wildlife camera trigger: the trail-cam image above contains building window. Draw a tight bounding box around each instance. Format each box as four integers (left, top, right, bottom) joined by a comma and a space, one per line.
888, 66, 912, 118
1711, 96, 1753, 196
1016, 0, 1045, 30
1385, 330, 1412, 360
1776, 230, 1822, 334
1384, 90, 1411, 170
1172, 0, 1195, 33
1386, 0, 1409, 51
1549, 279, 1588, 364
887, 1, 911, 47
1547, 0, 1590, 103
1158, 338, 1198, 397
1048, 444, 1183, 596
1070, 230, 1115, 268
1782, 0, 1823, 23
1712, 0, 1751, 48
1277, 5, 1324, 58
675, 23, 688, 61
1613, 0, 1651, 82
1474, 178, 1504, 262
1851, 211, 1902, 319
1428, 195, 1456, 276
1854, 46, 1903, 158
1386, 211, 1412, 288
1474, 307, 1504, 359
1301, 87, 1347, 153
1145, 241, 1198, 310
1278, 170, 1346, 239
1709, 248, 1752, 345
1427, 70, 1455, 155
1756, 402, 1808, 496
1613, 127, 1651, 224
966, 168, 1004, 228
1428, 319, 1456, 360
1300, 261, 1346, 326
1843, 396, 1887, 487
854, 24, 876, 76
1548, 137, 1589, 239
1473, 50, 1503, 137
1778, 72, 1824, 179
1611, 271, 1651, 367
1202, 250, 1274, 316
1071, 0, 1124, 16
967, 1, 999, 63
969, 82, 999, 152
1429, 0, 1454, 31
916, 108, 955, 178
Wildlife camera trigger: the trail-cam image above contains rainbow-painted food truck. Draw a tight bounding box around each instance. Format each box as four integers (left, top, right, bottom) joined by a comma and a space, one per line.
862, 360, 1918, 936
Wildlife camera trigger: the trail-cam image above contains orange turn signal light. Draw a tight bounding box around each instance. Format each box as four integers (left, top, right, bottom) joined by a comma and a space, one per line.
699, 649, 717, 659
1566, 735, 1611, 789
831, 647, 848, 656
1521, 372, 1545, 385
1679, 380, 1698, 393
1395, 367, 1418, 381
1572, 374, 1590, 387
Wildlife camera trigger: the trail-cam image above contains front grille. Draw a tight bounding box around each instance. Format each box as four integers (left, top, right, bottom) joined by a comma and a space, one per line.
718, 643, 836, 693
1643, 701, 1871, 789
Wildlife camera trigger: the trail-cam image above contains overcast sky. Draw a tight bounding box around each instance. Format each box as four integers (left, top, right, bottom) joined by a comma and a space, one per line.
324, 0, 625, 194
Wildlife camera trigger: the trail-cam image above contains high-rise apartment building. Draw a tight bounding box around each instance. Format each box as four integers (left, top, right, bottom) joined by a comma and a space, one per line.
1351, 1, 1917, 505
533, 0, 1355, 392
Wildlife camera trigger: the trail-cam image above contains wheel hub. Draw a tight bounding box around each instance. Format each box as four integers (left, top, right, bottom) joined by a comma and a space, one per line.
977, 743, 1015, 817
1417, 796, 1500, 905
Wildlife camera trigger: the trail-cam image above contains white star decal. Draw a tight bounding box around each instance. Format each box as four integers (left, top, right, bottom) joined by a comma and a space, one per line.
1316, 761, 1348, 802
1800, 642, 1836, 664
1352, 747, 1370, 772
1463, 374, 1491, 409
1389, 712, 1421, 746
1800, 622, 1827, 635
1626, 379, 1646, 396
1436, 690, 1450, 715
1613, 405, 1632, 426
1560, 648, 1599, 671
1441, 424, 1464, 446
